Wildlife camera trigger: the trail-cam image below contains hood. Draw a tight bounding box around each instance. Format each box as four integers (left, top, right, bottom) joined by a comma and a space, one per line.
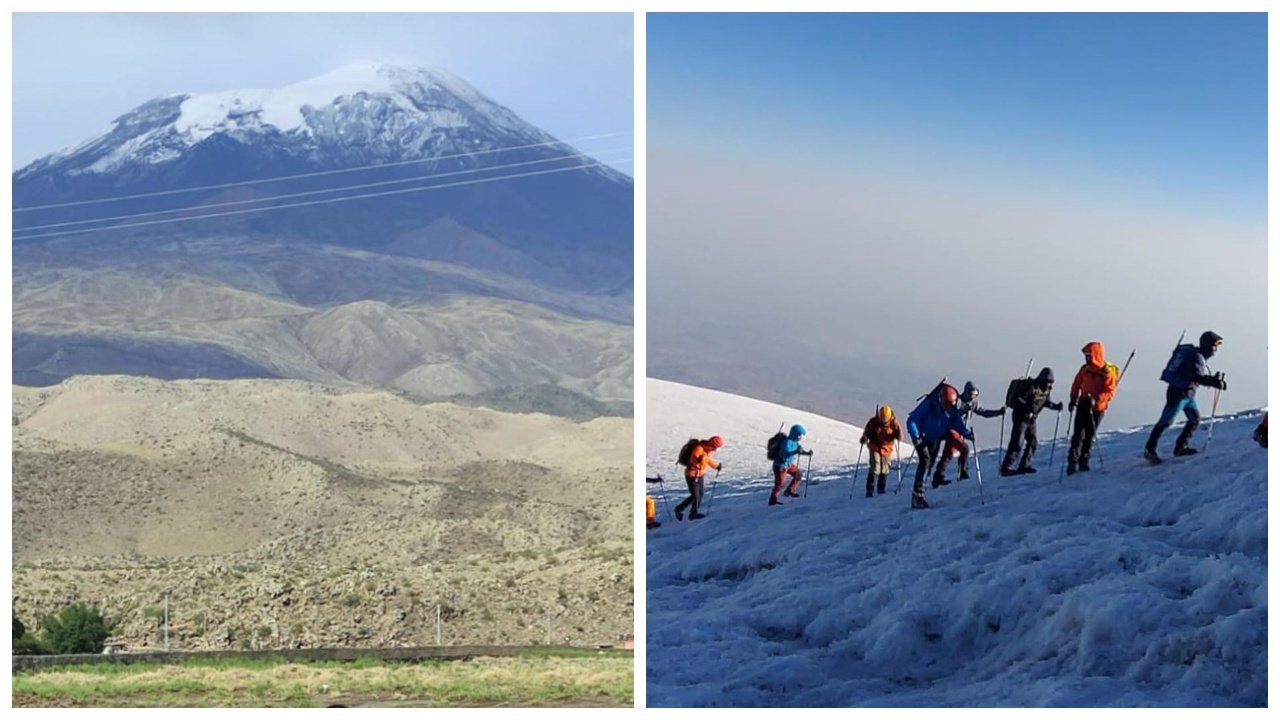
788, 424, 806, 440
1035, 367, 1055, 386
1199, 331, 1223, 358
1082, 341, 1105, 369
962, 381, 979, 397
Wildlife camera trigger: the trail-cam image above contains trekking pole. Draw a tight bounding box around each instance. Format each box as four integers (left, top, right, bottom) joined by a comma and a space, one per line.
895, 440, 903, 495
998, 411, 1005, 459
1204, 376, 1225, 456
1059, 405, 1074, 482
703, 469, 721, 515
802, 452, 815, 498
1048, 407, 1062, 473
848, 442, 865, 500
895, 451, 914, 495
970, 431, 985, 504
650, 475, 674, 523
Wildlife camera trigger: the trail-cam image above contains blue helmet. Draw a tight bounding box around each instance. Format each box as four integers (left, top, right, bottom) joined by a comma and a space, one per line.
789, 424, 806, 439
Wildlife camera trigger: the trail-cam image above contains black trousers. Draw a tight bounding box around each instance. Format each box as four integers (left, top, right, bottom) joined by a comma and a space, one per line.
1003, 413, 1038, 469
911, 440, 941, 501
1068, 397, 1104, 466
675, 475, 704, 514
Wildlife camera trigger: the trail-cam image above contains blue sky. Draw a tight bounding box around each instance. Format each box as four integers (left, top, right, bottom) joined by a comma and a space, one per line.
13, 13, 633, 172
647, 13, 1266, 428
650, 12, 1265, 224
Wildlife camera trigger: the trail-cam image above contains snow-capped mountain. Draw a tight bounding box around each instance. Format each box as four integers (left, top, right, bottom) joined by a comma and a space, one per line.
646, 379, 1266, 707
14, 63, 632, 292
12, 65, 632, 410
17, 63, 623, 183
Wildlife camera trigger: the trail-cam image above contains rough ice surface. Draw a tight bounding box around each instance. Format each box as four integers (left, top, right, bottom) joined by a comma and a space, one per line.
645, 378, 1266, 707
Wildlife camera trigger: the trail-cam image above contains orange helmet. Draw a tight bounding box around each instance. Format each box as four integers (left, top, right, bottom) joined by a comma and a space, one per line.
709, 435, 724, 448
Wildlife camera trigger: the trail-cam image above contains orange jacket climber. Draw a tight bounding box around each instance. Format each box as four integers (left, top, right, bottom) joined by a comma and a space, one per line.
1070, 341, 1118, 412
685, 437, 723, 479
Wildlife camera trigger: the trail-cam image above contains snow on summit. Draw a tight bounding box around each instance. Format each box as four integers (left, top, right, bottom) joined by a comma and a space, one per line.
173, 63, 514, 140
20, 63, 551, 178
646, 379, 1266, 707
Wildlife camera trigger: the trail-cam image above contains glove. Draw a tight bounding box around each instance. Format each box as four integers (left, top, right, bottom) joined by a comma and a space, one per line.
859, 437, 867, 446
1068, 401, 1077, 413
716, 462, 724, 471
802, 450, 814, 456
1214, 372, 1227, 391
1051, 401, 1064, 412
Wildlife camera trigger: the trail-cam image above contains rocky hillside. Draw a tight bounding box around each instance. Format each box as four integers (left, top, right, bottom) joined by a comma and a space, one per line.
12, 375, 633, 650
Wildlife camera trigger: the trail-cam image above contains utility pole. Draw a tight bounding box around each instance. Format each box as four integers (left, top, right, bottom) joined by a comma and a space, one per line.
435, 605, 442, 645
163, 593, 170, 651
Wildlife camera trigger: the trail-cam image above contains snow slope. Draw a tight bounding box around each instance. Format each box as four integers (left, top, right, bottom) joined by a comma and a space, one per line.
646, 378, 896, 488
646, 379, 1266, 707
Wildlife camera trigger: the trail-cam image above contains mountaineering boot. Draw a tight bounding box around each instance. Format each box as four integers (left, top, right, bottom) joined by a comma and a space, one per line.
866, 473, 876, 498
959, 464, 970, 481
674, 505, 685, 521
768, 496, 780, 506
931, 472, 951, 489
1173, 420, 1200, 457
1079, 457, 1090, 472
877, 474, 888, 495
1000, 448, 1018, 477
1017, 446, 1036, 475
1144, 448, 1163, 464
866, 487, 874, 498
1145, 422, 1169, 459
911, 495, 929, 510
647, 520, 662, 529
784, 490, 801, 498
1066, 462, 1077, 476
688, 512, 706, 520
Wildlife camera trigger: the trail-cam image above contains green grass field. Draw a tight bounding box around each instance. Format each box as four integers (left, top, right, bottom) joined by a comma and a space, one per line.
12, 651, 633, 707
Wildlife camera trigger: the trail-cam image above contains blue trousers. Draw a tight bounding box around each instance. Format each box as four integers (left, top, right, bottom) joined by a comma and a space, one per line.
1157, 387, 1200, 427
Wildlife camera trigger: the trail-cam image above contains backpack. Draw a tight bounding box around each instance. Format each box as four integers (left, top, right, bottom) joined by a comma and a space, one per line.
765, 431, 786, 462
1005, 377, 1031, 408
1160, 344, 1195, 384
676, 438, 699, 467
1104, 362, 1120, 383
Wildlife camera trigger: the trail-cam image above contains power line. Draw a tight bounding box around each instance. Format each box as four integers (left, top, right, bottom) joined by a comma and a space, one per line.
13, 130, 632, 213
12, 157, 632, 242
15, 146, 632, 233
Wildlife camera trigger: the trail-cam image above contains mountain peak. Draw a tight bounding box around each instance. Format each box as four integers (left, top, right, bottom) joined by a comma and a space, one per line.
18, 63, 549, 178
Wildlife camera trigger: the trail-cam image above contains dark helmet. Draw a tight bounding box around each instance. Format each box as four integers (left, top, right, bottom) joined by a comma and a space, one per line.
1199, 331, 1223, 357
940, 385, 959, 407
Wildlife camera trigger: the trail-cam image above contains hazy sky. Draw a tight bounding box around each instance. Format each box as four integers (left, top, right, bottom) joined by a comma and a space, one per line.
648, 13, 1266, 429
12, 13, 633, 171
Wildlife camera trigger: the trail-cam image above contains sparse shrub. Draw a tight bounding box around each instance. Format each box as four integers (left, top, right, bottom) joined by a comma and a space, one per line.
40, 603, 113, 654
342, 594, 362, 608
142, 606, 165, 623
